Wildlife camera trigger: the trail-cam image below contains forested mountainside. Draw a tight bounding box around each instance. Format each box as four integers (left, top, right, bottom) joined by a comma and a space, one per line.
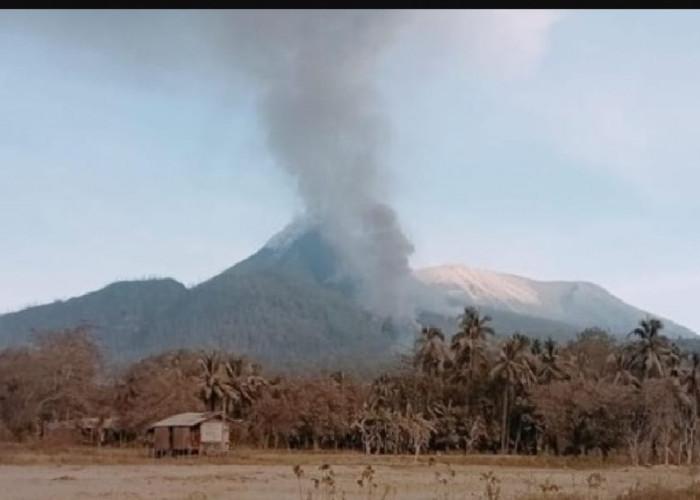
0, 221, 695, 368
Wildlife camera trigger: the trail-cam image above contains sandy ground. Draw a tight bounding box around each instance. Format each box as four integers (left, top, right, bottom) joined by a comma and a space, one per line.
0, 461, 696, 500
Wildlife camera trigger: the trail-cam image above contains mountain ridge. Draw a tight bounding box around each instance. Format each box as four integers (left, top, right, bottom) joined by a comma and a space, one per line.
415, 264, 695, 338
0, 221, 695, 368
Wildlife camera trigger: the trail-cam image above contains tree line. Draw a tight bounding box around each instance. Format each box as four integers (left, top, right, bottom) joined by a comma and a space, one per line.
0, 309, 698, 465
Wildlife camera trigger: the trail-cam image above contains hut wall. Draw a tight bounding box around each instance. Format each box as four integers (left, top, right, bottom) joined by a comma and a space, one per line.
200, 420, 229, 455
42, 424, 81, 445
172, 427, 191, 450
200, 421, 224, 443
154, 427, 170, 451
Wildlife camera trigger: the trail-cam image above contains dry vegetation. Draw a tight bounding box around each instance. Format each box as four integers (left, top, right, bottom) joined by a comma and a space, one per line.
1, 448, 700, 499
2, 309, 700, 498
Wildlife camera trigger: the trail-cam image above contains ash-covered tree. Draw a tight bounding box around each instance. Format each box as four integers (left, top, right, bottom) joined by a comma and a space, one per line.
490, 334, 536, 454
626, 318, 678, 379
451, 306, 494, 383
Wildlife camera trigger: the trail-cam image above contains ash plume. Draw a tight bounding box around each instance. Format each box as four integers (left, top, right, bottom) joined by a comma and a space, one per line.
222, 11, 415, 317
15, 11, 593, 321
0, 10, 417, 317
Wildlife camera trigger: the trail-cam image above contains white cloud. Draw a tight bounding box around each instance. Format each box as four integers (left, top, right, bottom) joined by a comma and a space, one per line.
410, 9, 565, 78
399, 10, 700, 205
524, 83, 653, 183
512, 75, 700, 204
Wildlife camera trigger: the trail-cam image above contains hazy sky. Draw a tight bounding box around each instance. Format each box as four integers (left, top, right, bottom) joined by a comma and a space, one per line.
1, 10, 699, 332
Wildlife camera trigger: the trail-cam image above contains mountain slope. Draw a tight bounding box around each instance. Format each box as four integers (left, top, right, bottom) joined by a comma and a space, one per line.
0, 224, 397, 370
0, 222, 695, 369
415, 265, 695, 338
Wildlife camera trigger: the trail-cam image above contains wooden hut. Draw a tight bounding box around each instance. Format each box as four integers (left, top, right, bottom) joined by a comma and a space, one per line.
41, 417, 124, 446
78, 417, 124, 446
148, 412, 230, 457
41, 419, 81, 444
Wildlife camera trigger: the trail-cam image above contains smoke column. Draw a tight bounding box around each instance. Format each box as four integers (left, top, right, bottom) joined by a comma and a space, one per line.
0, 9, 562, 319
0, 10, 560, 316
0, 10, 416, 316
220, 11, 415, 317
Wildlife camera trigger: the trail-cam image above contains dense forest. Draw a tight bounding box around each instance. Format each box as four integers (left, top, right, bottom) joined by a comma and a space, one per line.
1, 308, 700, 466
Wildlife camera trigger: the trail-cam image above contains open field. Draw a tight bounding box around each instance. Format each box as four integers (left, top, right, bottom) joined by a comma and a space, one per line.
1, 447, 699, 499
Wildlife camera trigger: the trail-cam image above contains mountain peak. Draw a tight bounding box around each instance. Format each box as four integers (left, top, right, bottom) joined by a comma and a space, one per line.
416, 264, 542, 307
227, 216, 344, 288
415, 264, 696, 338
263, 216, 319, 252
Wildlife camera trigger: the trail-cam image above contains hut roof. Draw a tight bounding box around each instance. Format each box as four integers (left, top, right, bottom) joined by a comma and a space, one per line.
44, 417, 120, 430
150, 412, 223, 429
79, 417, 120, 429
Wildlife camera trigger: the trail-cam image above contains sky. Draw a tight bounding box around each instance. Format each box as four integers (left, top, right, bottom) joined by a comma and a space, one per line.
1, 10, 699, 332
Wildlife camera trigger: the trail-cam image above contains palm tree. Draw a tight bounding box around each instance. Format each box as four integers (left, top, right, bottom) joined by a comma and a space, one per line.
370, 374, 399, 411
683, 353, 700, 409
414, 327, 451, 378
531, 339, 542, 356
606, 349, 641, 388
536, 338, 570, 384
627, 317, 677, 379
198, 350, 227, 412
450, 307, 494, 381
330, 370, 345, 389
490, 334, 536, 454
223, 355, 268, 418
682, 353, 700, 464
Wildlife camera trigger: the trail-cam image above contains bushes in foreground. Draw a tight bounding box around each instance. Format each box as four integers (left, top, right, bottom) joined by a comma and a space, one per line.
2, 309, 700, 466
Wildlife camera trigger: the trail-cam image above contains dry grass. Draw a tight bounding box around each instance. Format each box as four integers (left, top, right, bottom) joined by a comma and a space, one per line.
3, 444, 700, 500
0, 442, 152, 465
518, 495, 587, 500
615, 481, 700, 499
0, 442, 630, 469
519, 484, 700, 500
507, 478, 700, 500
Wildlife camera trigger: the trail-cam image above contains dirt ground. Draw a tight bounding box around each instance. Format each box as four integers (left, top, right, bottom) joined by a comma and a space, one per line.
0, 454, 697, 500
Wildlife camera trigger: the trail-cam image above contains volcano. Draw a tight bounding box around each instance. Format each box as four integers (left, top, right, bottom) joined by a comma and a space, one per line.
0, 219, 695, 369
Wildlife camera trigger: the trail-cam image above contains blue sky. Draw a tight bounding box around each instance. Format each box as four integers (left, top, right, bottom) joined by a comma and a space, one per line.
1, 10, 699, 332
